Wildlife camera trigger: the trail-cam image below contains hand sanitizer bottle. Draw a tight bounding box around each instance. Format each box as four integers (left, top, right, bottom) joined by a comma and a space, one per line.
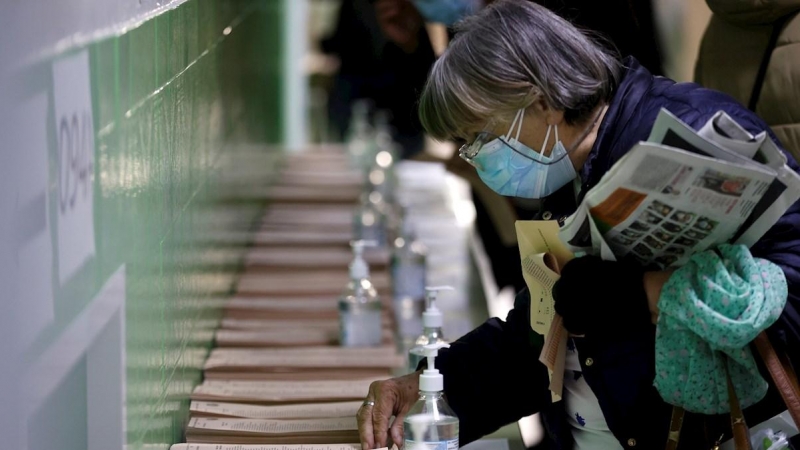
353, 191, 388, 248
339, 240, 383, 347
404, 342, 459, 450
408, 286, 451, 371
392, 218, 427, 298
346, 100, 373, 170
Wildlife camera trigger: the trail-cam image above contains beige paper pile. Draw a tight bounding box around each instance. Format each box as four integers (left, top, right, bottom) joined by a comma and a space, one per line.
171, 444, 365, 450
244, 247, 390, 271
202, 347, 403, 379
236, 270, 391, 297
190, 400, 362, 419
185, 417, 360, 444
215, 328, 394, 348
191, 379, 376, 404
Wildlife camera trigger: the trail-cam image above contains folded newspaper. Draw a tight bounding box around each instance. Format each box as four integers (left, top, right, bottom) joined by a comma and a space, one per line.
559, 108, 800, 268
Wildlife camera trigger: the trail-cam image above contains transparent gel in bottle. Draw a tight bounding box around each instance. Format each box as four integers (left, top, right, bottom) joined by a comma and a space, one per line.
404, 342, 459, 450
339, 240, 382, 347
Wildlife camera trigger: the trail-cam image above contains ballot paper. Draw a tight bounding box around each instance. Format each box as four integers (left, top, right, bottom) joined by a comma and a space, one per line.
253, 228, 354, 247
191, 378, 376, 403
215, 328, 394, 347
515, 220, 574, 402
190, 400, 362, 419
171, 445, 364, 450
203, 368, 393, 382
215, 328, 337, 347
244, 247, 390, 270
236, 270, 391, 296
223, 296, 341, 321
255, 185, 362, 204
225, 296, 342, 311
220, 318, 341, 330
185, 416, 359, 444
203, 346, 405, 372
277, 169, 365, 188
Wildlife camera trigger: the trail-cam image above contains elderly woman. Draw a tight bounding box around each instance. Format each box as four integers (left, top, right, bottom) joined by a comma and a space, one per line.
357, 1, 800, 449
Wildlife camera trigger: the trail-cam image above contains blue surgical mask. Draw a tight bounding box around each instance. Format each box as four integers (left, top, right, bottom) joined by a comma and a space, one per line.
411, 0, 482, 26
467, 109, 577, 199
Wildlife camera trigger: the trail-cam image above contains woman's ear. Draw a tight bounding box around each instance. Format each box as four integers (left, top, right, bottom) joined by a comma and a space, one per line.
527, 99, 564, 126
547, 109, 565, 127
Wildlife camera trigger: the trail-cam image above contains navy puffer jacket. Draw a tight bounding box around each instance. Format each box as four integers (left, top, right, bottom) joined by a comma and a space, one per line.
433, 57, 800, 449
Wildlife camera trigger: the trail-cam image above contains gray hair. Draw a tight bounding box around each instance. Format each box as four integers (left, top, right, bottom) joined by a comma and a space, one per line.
419, 0, 621, 141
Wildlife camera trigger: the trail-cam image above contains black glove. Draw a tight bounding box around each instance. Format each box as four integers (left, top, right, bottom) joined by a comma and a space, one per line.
552, 255, 650, 336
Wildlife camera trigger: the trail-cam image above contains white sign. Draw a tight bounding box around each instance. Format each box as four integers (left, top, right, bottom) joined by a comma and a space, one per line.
52, 50, 96, 284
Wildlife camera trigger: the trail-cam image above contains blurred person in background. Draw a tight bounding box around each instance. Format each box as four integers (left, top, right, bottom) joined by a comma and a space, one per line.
695, 0, 800, 160
373, 0, 665, 295
321, 0, 435, 159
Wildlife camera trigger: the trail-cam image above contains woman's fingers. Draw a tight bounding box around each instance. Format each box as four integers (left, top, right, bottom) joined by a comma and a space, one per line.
357, 383, 379, 450
389, 410, 408, 446
372, 380, 398, 448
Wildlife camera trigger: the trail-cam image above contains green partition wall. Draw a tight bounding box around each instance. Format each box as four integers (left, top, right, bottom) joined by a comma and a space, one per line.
15, 1, 285, 448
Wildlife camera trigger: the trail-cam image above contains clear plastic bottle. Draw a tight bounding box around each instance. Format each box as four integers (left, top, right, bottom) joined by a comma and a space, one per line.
346, 100, 373, 170
339, 240, 383, 347
353, 189, 389, 248
408, 286, 450, 372
404, 342, 459, 450
392, 219, 427, 302
373, 110, 395, 159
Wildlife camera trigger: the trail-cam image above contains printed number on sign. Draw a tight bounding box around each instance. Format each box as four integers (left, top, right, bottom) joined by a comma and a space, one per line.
57, 109, 94, 214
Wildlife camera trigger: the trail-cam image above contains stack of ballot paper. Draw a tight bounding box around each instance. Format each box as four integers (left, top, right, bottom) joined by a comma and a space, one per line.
236, 270, 392, 296
189, 400, 363, 419
171, 444, 372, 450
175, 148, 406, 448
184, 417, 360, 444
201, 347, 403, 379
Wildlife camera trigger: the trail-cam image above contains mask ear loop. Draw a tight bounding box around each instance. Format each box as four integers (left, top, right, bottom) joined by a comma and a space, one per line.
538, 124, 553, 162
505, 109, 524, 141
513, 109, 525, 143
550, 125, 561, 159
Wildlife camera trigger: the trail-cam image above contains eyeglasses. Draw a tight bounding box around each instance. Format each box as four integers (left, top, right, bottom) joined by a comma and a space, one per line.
457, 106, 605, 170
458, 130, 498, 169
458, 130, 570, 170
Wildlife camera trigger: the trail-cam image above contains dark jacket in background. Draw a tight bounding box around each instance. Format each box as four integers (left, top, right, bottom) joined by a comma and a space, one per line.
696, 0, 800, 159
433, 57, 800, 450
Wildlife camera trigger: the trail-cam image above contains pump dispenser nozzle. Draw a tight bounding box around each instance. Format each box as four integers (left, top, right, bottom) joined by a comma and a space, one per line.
422, 286, 453, 329
349, 240, 377, 280
419, 341, 450, 392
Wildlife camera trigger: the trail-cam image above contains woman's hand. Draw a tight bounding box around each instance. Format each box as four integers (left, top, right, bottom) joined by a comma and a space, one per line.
553, 255, 659, 335
358, 371, 421, 450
